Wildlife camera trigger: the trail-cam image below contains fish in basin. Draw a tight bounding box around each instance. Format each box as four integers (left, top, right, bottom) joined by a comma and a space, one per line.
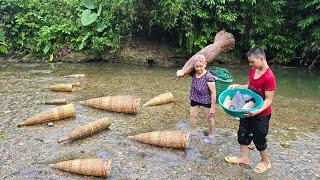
232, 91, 246, 110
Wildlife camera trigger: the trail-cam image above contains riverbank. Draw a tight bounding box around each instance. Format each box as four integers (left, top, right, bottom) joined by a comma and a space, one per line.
0, 38, 241, 68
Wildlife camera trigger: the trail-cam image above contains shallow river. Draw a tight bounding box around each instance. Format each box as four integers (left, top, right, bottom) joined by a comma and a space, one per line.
0, 62, 319, 179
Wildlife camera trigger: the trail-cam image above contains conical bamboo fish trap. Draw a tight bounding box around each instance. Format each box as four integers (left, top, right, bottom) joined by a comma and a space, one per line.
50, 83, 75, 92
143, 92, 174, 107
44, 98, 69, 105
72, 82, 82, 87
64, 74, 86, 78
177, 31, 235, 79
58, 117, 111, 143
129, 130, 190, 149
80, 96, 139, 114
49, 158, 111, 177
18, 104, 75, 127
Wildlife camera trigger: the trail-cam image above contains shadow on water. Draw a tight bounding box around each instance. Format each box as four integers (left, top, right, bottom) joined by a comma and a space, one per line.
0, 62, 319, 179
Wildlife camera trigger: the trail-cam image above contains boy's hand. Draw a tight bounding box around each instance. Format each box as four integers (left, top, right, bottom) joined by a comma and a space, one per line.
245, 109, 262, 117
228, 84, 238, 89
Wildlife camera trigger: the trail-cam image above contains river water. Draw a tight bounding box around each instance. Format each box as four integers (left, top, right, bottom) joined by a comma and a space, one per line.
0, 62, 319, 179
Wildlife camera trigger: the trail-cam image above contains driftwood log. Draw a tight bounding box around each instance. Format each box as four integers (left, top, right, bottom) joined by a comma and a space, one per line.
176, 31, 235, 80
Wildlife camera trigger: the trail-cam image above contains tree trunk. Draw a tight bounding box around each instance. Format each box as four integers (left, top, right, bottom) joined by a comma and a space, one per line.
176, 31, 235, 79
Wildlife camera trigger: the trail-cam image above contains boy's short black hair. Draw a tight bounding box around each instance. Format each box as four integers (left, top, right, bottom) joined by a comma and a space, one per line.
246, 47, 266, 60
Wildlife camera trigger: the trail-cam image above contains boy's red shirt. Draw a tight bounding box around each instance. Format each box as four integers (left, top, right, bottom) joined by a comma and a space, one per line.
248, 67, 276, 116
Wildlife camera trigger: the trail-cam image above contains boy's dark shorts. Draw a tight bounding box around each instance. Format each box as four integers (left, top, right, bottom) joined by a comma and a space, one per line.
238, 114, 271, 151
191, 100, 211, 108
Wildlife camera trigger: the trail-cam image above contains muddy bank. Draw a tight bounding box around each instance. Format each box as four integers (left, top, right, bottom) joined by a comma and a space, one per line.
0, 38, 238, 68
0, 63, 319, 179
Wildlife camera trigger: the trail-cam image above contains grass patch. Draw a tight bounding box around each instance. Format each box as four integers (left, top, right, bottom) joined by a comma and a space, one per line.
0, 131, 5, 141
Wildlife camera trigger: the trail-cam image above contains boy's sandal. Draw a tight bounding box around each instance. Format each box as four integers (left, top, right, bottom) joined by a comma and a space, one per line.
254, 162, 271, 173
224, 156, 240, 164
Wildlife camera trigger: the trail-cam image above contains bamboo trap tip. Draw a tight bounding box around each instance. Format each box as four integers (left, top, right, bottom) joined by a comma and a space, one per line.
17, 122, 25, 127
57, 137, 68, 143
49, 164, 56, 168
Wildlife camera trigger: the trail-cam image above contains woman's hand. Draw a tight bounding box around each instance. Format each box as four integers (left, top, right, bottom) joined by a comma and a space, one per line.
176, 70, 184, 77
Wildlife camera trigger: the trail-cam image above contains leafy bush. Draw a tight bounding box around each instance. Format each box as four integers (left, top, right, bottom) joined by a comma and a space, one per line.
0, 28, 9, 54
0, 0, 318, 67
0, 0, 136, 58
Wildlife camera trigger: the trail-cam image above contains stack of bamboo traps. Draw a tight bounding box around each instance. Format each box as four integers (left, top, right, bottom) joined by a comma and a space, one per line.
49, 158, 111, 177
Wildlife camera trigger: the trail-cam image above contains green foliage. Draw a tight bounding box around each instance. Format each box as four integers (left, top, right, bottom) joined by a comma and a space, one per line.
81, 9, 98, 26
0, 28, 9, 54
141, 0, 319, 66
295, 0, 320, 66
0, 0, 318, 67
0, 131, 5, 141
81, 0, 95, 9
0, 0, 136, 58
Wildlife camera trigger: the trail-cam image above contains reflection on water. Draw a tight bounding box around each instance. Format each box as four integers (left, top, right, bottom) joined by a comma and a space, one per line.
0, 62, 319, 179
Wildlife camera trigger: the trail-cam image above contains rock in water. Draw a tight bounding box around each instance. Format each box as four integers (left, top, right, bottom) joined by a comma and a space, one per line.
281, 142, 291, 148
232, 91, 245, 110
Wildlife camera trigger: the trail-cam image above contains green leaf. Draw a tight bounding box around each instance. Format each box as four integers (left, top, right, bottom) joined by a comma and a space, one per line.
0, 28, 5, 41
96, 23, 107, 32
298, 16, 318, 29
97, 3, 102, 16
0, 44, 8, 54
79, 32, 91, 50
81, 0, 95, 9
48, 54, 54, 62
43, 42, 51, 54
81, 10, 98, 26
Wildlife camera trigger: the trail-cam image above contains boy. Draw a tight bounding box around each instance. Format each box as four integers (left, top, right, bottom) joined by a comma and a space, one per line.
225, 47, 276, 173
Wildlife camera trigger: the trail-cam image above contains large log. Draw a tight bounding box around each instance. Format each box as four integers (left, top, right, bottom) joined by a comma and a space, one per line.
176, 31, 235, 79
